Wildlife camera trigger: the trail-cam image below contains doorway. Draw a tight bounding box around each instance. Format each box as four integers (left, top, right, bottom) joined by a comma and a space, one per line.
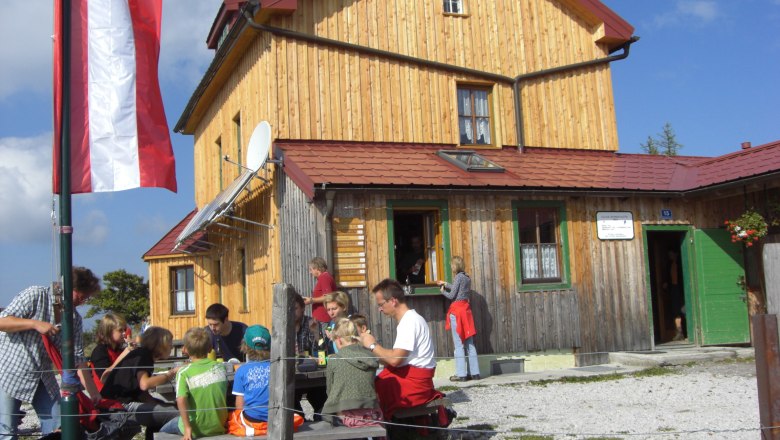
645, 229, 690, 344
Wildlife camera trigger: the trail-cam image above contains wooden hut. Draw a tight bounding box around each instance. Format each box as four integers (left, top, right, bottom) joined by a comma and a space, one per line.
143, 1, 780, 364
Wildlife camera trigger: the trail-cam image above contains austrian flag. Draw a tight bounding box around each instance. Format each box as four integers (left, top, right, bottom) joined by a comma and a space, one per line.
53, 0, 177, 193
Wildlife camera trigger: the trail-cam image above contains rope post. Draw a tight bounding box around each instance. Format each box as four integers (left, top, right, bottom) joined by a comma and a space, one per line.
754, 314, 780, 440
268, 283, 295, 439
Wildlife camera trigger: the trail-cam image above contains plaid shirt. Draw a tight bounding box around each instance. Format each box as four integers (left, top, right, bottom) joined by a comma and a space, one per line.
0, 286, 85, 402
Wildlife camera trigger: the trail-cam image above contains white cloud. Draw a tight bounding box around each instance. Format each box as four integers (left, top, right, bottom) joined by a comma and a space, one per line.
0, 1, 215, 101
74, 209, 109, 246
136, 214, 175, 237
0, 3, 54, 100
653, 1, 720, 28
0, 134, 55, 243
159, 2, 217, 85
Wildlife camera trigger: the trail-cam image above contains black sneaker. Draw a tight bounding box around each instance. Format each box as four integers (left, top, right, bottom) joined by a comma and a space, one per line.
470, 374, 481, 381
449, 375, 468, 382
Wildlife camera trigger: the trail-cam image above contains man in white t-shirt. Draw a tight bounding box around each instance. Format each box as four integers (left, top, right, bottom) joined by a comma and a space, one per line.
361, 279, 443, 420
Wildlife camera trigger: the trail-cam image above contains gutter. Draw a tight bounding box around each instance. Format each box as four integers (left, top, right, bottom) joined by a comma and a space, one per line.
179, 5, 638, 146
308, 185, 686, 199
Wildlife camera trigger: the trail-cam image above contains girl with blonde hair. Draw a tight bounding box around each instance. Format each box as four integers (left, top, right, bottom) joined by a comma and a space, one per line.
321, 318, 382, 427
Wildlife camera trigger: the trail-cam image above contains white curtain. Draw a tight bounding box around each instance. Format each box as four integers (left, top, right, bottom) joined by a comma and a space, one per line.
521, 244, 559, 280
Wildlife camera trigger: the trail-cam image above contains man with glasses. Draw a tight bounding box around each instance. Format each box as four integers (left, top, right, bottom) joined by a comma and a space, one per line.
360, 279, 443, 421
0, 266, 102, 438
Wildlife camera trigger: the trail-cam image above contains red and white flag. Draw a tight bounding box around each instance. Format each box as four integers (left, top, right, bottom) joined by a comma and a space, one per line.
53, 0, 177, 194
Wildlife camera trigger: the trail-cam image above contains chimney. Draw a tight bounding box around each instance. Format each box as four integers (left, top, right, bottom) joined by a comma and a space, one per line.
741, 141, 752, 150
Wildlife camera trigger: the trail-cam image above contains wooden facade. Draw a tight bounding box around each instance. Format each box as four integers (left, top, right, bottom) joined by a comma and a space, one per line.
187, 0, 630, 207
147, 1, 778, 359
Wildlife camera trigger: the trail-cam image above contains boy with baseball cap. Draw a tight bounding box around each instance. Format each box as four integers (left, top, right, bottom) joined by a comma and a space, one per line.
227, 325, 305, 436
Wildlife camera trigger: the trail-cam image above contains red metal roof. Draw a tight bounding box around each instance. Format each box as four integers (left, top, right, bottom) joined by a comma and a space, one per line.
275, 140, 780, 198
143, 209, 207, 259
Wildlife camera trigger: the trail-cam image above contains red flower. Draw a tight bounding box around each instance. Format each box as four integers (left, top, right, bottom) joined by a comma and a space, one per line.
747, 242, 753, 247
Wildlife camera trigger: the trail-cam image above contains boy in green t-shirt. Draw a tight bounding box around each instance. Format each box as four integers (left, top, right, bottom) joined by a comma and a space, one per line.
160, 327, 228, 439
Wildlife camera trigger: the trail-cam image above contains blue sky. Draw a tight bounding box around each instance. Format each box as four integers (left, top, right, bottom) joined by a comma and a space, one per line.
0, 1, 778, 307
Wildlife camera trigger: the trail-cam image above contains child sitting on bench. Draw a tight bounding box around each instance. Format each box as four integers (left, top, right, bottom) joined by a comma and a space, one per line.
322, 318, 383, 428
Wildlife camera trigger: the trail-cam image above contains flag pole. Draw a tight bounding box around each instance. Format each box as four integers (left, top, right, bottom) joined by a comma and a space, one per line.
58, 0, 80, 438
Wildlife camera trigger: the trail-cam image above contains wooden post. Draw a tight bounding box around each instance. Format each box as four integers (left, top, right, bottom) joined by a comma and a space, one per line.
764, 237, 780, 316
754, 314, 780, 440
268, 283, 296, 439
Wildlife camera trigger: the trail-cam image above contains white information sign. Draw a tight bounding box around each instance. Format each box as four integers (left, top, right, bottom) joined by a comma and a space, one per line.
596, 211, 634, 240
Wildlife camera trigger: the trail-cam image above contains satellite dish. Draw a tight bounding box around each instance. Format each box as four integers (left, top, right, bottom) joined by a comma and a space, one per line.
246, 121, 272, 172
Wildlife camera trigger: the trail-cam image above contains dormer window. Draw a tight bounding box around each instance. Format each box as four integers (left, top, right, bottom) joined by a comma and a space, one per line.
444, 0, 464, 14
217, 23, 230, 50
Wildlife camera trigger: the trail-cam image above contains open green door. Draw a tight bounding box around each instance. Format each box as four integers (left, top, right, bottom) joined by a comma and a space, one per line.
694, 229, 749, 345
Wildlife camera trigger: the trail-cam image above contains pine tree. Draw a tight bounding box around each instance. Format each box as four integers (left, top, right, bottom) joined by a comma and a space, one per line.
639, 123, 683, 156
658, 122, 683, 156
640, 136, 660, 155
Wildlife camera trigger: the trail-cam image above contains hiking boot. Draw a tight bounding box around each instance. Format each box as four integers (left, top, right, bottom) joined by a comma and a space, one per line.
450, 375, 468, 382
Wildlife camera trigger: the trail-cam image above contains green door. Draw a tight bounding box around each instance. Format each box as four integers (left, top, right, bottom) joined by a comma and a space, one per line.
694, 229, 749, 345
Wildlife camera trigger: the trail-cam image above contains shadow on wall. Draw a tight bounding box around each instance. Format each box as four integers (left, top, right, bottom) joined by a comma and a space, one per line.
470, 289, 494, 355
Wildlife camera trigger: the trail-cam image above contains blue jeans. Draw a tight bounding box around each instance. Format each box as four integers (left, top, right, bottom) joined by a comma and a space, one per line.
449, 314, 480, 378
159, 416, 181, 435
0, 382, 60, 439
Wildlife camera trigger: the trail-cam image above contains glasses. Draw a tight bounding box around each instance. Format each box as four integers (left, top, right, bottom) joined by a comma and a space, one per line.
377, 299, 388, 308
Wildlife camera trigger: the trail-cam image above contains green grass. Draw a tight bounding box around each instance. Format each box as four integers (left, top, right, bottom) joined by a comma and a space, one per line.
525, 366, 676, 386
510, 426, 533, 433
509, 414, 528, 418
516, 435, 554, 440
438, 385, 459, 392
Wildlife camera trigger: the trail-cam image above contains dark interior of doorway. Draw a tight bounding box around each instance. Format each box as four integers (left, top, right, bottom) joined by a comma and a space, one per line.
647, 231, 687, 344
393, 212, 425, 284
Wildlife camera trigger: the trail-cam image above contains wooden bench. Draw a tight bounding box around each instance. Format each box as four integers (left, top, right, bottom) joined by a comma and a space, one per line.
393, 397, 452, 419
153, 421, 386, 439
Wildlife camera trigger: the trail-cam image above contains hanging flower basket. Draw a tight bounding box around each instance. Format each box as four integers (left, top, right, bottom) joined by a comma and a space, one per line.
724, 209, 767, 246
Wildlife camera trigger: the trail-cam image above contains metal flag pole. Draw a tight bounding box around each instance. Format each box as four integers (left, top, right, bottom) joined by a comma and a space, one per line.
58, 0, 79, 438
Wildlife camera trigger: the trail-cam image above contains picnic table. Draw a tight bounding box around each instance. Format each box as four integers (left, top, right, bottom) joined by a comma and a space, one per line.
153, 363, 326, 402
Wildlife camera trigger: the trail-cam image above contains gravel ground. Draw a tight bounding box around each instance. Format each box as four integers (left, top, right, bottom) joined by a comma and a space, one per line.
16, 359, 759, 439
446, 359, 758, 440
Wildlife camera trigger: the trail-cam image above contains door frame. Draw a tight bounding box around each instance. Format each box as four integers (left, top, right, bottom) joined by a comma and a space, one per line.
642, 225, 697, 348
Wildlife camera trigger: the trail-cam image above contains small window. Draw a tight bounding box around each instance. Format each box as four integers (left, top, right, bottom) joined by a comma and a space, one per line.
513, 201, 571, 290
171, 266, 195, 314
444, 0, 464, 14
457, 86, 492, 146
388, 200, 451, 295
233, 113, 242, 170
215, 259, 223, 304
217, 24, 230, 50
437, 150, 504, 172
216, 137, 223, 191
240, 249, 249, 312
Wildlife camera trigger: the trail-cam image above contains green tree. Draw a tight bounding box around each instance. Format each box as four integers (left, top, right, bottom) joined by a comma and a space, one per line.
658, 122, 683, 156
86, 269, 150, 326
640, 136, 660, 155
640, 123, 684, 156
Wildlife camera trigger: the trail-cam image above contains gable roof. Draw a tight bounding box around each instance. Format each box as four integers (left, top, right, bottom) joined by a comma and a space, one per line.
275, 140, 780, 199
143, 209, 207, 259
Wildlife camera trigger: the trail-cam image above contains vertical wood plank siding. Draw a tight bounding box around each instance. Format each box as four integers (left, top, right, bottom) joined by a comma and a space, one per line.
191, 0, 621, 207
277, 172, 321, 296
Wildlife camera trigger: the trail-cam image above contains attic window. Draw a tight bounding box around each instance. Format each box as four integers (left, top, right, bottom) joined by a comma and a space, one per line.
437, 150, 504, 172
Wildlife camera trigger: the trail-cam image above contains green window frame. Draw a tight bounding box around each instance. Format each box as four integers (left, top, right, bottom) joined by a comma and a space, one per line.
387, 200, 451, 295
512, 200, 571, 291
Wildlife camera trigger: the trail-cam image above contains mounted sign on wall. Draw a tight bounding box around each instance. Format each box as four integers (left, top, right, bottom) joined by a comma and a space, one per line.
596, 211, 634, 240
